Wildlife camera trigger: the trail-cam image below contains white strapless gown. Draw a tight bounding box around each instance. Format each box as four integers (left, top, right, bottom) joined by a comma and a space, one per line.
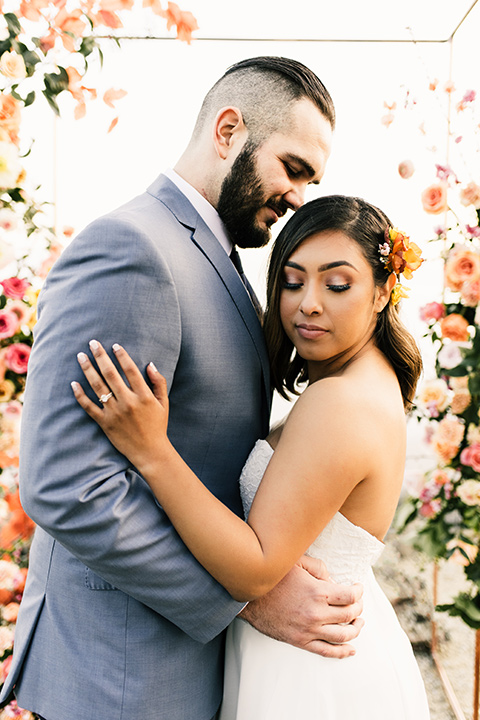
219, 440, 430, 720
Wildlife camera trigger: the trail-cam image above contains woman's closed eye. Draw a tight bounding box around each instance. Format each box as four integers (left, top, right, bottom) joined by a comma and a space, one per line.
327, 283, 351, 292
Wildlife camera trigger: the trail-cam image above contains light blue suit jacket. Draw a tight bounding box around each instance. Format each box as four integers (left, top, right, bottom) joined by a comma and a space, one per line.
0, 175, 271, 719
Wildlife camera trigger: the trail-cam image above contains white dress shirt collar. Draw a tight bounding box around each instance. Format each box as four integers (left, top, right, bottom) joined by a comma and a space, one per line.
164, 168, 233, 256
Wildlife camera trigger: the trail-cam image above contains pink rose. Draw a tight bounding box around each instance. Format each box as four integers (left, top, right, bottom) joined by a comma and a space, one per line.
460, 444, 480, 472
1, 277, 30, 299
419, 499, 442, 518
460, 280, 480, 307
419, 301, 445, 323
0, 310, 19, 339
421, 183, 448, 214
398, 160, 414, 179
5, 343, 30, 374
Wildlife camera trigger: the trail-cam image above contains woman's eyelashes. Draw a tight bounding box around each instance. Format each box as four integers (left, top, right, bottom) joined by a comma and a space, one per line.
282, 273, 352, 293
327, 283, 351, 292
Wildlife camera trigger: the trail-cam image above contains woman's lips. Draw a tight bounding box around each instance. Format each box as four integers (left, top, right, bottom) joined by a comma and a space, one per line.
296, 323, 328, 339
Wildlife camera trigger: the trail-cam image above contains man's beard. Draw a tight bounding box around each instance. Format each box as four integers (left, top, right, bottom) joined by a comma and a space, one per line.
217, 142, 282, 249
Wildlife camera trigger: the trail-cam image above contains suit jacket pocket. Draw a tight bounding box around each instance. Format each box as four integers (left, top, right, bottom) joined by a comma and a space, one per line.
85, 567, 119, 591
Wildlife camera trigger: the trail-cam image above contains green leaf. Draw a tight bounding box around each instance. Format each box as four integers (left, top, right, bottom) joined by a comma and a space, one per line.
23, 91, 35, 107
0, 295, 6, 310
4, 13, 21, 38
436, 591, 480, 629
42, 90, 60, 116
79, 36, 97, 58
44, 67, 69, 97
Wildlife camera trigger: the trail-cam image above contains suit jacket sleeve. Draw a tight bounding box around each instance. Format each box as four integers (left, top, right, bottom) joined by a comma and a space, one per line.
19, 215, 245, 644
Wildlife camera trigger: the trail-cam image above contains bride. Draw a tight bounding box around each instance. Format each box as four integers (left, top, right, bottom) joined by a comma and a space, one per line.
73, 194, 430, 719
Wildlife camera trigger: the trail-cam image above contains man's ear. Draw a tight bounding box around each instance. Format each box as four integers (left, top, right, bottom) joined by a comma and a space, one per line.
375, 272, 397, 312
212, 106, 247, 160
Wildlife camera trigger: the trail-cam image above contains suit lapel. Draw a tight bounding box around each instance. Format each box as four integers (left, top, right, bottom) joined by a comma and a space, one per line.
147, 175, 272, 419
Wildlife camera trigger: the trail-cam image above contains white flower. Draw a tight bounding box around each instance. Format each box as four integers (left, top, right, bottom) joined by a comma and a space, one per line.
0, 209, 17, 232
457, 479, 480, 506
0, 235, 15, 270
0, 560, 17, 592
437, 342, 466, 370
0, 142, 22, 189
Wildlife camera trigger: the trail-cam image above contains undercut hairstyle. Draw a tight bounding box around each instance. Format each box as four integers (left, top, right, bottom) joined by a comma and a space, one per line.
263, 195, 423, 411
192, 56, 335, 146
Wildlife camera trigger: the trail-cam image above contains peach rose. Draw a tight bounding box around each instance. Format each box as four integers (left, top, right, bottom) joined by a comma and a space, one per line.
431, 415, 465, 462
417, 378, 450, 415
439, 313, 470, 342
0, 51, 26, 81
398, 160, 414, 179
1, 601, 19, 622
451, 388, 471, 415
460, 181, 480, 209
456, 478, 480, 506
421, 183, 448, 214
459, 445, 480, 473
445, 247, 480, 291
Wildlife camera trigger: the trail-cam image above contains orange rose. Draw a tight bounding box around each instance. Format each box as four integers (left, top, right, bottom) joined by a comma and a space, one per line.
0, 94, 21, 144
439, 313, 470, 342
431, 415, 465, 462
444, 246, 480, 292
421, 183, 448, 214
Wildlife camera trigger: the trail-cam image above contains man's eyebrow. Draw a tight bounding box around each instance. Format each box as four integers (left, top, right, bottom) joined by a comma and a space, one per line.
284, 154, 320, 185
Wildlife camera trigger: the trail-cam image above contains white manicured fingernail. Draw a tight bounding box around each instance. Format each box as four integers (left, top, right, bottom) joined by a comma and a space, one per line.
149, 362, 158, 372
77, 352, 88, 364
112, 343, 122, 353
89, 339, 99, 351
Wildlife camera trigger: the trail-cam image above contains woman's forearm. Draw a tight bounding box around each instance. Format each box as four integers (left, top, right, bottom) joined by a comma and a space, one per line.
139, 442, 292, 601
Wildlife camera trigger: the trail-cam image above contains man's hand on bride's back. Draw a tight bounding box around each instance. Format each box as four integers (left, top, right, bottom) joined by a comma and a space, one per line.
238, 555, 364, 659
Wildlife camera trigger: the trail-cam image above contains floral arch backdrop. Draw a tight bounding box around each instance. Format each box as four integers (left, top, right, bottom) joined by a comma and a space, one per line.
0, 2, 478, 717
0, 1, 197, 717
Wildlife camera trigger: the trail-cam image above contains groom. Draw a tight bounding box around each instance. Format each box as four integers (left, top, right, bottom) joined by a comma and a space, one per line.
1, 56, 363, 719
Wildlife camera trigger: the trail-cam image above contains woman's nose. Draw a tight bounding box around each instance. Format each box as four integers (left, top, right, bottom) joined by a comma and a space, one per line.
299, 288, 323, 316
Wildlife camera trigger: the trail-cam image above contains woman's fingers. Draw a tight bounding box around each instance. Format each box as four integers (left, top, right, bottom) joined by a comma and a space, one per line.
77, 348, 115, 404
146, 362, 168, 407
111, 343, 150, 395
71, 380, 105, 422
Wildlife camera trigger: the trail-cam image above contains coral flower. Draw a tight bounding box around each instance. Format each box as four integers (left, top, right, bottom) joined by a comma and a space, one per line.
444, 246, 480, 292
0, 94, 21, 144
421, 183, 448, 215
162, 1, 199, 43
439, 313, 470, 342
383, 227, 423, 279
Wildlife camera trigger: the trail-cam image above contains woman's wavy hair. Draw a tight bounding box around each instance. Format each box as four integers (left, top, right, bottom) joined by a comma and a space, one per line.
263, 195, 423, 411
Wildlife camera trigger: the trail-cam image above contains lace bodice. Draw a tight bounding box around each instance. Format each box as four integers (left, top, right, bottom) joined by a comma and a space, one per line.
239, 439, 384, 585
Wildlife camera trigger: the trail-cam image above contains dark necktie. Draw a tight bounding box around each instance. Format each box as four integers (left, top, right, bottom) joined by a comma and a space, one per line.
230, 247, 263, 319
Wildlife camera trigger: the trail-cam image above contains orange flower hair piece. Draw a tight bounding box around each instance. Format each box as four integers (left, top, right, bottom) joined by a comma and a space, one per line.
378, 226, 423, 305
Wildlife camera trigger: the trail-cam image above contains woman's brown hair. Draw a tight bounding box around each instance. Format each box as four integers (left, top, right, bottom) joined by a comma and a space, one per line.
263, 195, 423, 410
